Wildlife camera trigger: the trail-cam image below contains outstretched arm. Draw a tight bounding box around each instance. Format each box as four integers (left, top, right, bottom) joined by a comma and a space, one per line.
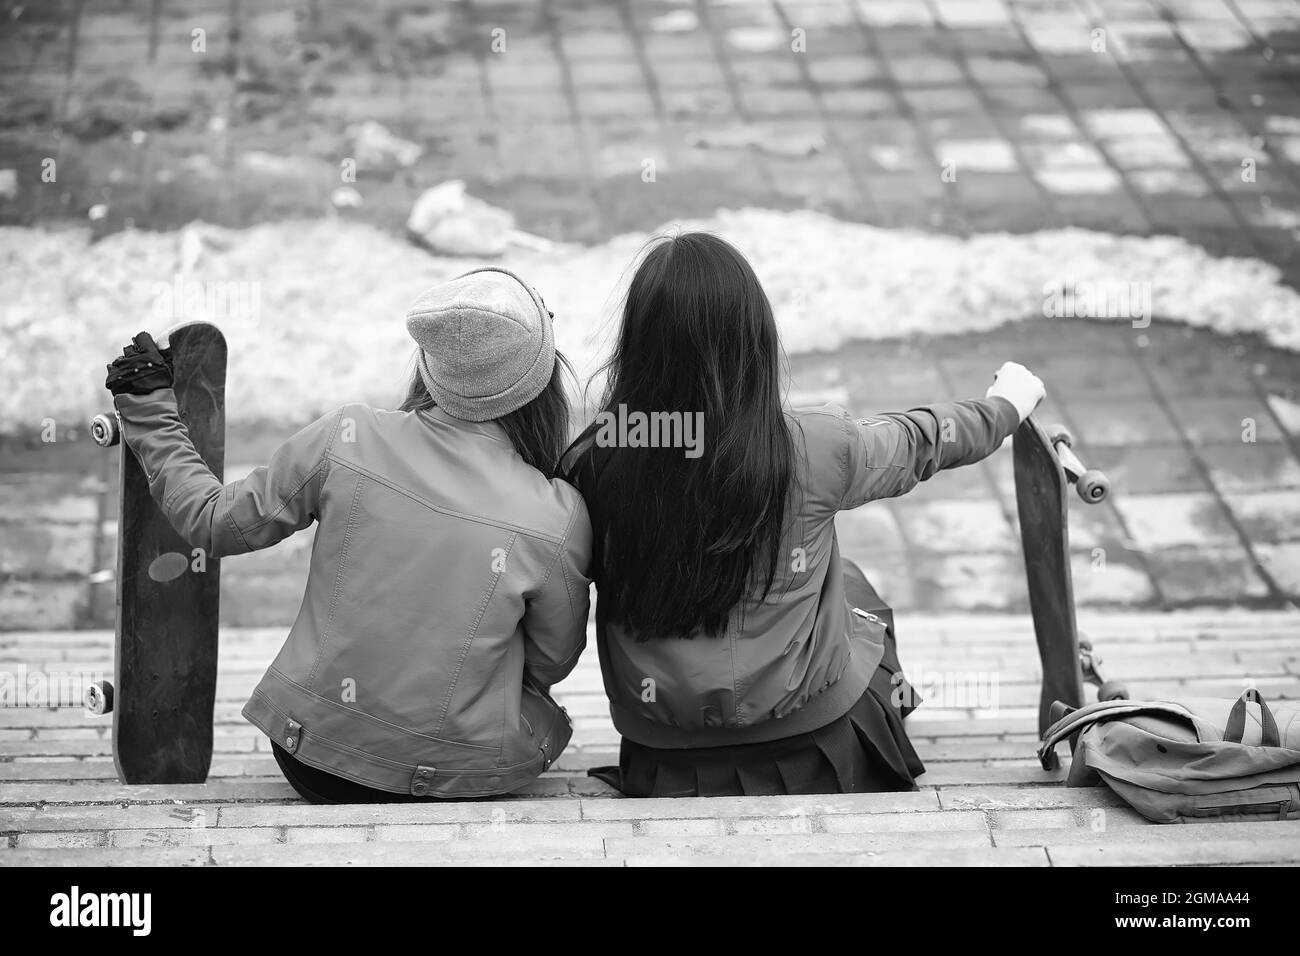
114, 389, 342, 557
841, 361, 1043, 508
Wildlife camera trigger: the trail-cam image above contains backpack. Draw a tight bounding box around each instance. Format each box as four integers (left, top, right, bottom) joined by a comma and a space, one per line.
1037, 689, 1300, 823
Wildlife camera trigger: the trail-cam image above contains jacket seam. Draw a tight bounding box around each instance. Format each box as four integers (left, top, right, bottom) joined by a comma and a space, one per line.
435, 534, 512, 736
305, 472, 364, 690
550, 501, 583, 615
326, 453, 564, 544
253, 672, 500, 753
837, 412, 853, 510
234, 408, 343, 536
228, 460, 326, 539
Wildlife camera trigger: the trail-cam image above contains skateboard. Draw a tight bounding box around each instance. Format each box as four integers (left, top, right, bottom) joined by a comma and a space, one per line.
1012, 414, 1127, 763
86, 321, 227, 784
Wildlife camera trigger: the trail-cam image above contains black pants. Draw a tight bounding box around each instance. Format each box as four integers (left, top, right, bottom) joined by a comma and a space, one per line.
271, 743, 424, 805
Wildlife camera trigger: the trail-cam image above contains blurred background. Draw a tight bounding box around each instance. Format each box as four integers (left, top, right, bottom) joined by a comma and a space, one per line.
1, 0, 1299, 630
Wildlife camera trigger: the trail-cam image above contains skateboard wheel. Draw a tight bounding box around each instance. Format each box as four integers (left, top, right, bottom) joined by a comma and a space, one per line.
1075, 469, 1110, 504
1097, 680, 1129, 701
85, 680, 114, 715
1048, 425, 1074, 448
90, 413, 120, 448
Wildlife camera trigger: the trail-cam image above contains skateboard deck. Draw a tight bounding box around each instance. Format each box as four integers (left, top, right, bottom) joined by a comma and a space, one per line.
1013, 415, 1084, 736
89, 321, 227, 784
1012, 414, 1116, 740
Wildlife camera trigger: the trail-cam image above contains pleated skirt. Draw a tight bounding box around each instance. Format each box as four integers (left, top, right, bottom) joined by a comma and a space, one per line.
589, 621, 925, 798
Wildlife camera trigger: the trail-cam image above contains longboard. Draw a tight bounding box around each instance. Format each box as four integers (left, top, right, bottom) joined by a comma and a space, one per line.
87, 321, 227, 784
1012, 414, 1122, 748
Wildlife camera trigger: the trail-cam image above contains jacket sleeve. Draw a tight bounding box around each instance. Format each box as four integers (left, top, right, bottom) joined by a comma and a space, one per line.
840, 396, 1020, 509
521, 497, 593, 690
113, 388, 342, 557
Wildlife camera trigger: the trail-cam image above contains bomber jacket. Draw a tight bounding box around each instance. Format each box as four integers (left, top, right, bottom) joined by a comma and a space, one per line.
563, 397, 1020, 749
114, 390, 592, 797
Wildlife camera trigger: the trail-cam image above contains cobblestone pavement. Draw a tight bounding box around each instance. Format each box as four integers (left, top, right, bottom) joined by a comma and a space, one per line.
5, 0, 1300, 262
2, 614, 1298, 864
2, 1, 1300, 624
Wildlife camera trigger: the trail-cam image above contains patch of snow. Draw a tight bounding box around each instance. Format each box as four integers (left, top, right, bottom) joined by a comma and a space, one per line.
3, 208, 1299, 431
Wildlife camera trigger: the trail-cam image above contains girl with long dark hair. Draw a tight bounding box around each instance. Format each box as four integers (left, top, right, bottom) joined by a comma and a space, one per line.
104, 267, 592, 802
562, 233, 1044, 796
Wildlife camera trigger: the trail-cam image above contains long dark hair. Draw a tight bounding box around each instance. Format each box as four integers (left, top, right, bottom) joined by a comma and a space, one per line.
400, 352, 574, 478
582, 232, 795, 638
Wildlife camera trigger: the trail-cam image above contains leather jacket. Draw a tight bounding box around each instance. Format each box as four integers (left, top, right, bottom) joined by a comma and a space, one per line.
114, 391, 592, 796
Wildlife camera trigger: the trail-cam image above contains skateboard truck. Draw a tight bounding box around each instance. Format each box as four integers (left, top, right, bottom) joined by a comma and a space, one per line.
1047, 426, 1110, 504
1079, 637, 1128, 703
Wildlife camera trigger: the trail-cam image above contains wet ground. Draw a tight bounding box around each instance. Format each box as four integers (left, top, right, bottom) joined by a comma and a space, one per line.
1, 0, 1299, 624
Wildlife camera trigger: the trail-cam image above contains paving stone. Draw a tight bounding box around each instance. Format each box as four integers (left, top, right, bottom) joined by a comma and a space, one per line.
0, 780, 298, 806
894, 499, 1019, 553
997, 818, 1300, 847
1066, 554, 1158, 605
1222, 490, 1300, 543
0, 581, 84, 630
1114, 492, 1242, 549
1255, 543, 1300, 596
819, 810, 988, 833
577, 791, 941, 820
1064, 398, 1181, 445
1145, 546, 1272, 602
1200, 442, 1300, 492
907, 552, 1025, 611
212, 838, 609, 864
219, 800, 583, 828
609, 829, 992, 858
1047, 837, 1300, 865
623, 845, 1051, 866
0, 846, 211, 867
1172, 397, 1286, 444
110, 826, 281, 848
0, 480, 98, 523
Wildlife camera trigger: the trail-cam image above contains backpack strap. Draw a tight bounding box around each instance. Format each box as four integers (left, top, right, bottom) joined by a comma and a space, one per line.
1037, 698, 1193, 771
1224, 688, 1281, 748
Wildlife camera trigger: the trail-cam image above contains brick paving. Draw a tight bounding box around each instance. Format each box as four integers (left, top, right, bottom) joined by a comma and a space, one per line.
5, 0, 1299, 259
3, 1, 1300, 623
2, 612, 1298, 865
2, 0, 1299, 866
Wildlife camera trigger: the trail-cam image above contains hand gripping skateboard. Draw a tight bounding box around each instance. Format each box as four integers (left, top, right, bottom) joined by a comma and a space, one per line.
1012, 415, 1128, 768
86, 322, 227, 784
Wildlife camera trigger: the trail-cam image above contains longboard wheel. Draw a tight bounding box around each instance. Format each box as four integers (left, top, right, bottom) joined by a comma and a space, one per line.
90, 413, 120, 447
1075, 469, 1110, 504
1097, 680, 1129, 701
85, 680, 114, 715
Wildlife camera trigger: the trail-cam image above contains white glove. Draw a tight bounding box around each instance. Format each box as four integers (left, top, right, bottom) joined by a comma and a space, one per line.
985, 361, 1045, 423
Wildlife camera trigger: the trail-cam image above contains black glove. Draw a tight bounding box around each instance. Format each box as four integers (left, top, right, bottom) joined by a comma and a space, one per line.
105, 332, 174, 396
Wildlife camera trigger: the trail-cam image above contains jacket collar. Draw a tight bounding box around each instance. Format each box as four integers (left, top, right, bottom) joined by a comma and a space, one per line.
418, 405, 509, 443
